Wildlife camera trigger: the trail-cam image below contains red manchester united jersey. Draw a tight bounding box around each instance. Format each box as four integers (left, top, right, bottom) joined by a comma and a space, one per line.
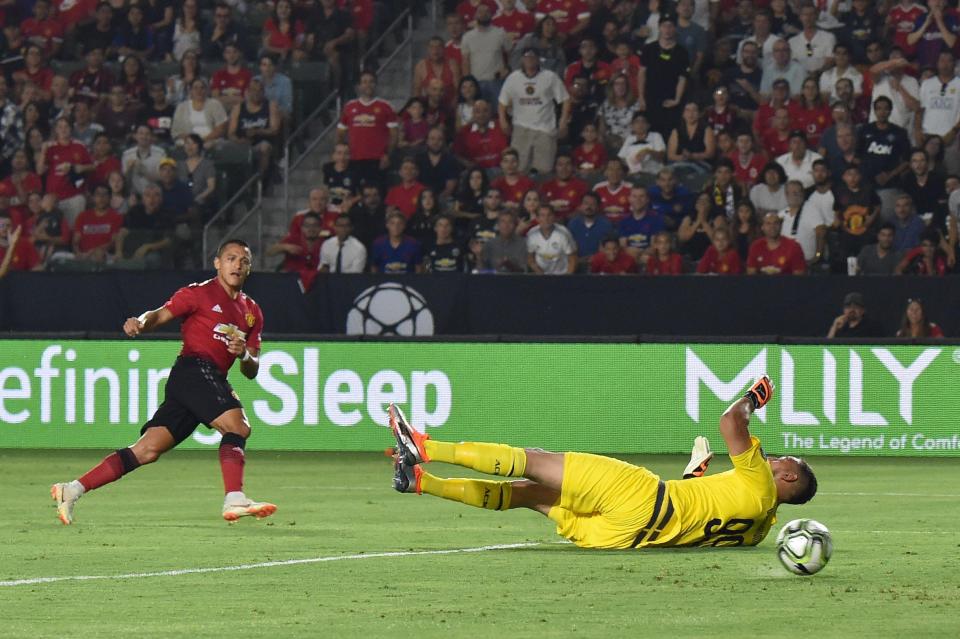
338, 97, 398, 161
593, 180, 630, 222
491, 174, 537, 206
747, 237, 806, 275
74, 208, 123, 252
43, 141, 92, 200
163, 279, 264, 375
493, 10, 535, 41
211, 67, 252, 96
540, 177, 588, 220
572, 143, 608, 173
537, 0, 589, 34
697, 245, 743, 274
454, 121, 509, 168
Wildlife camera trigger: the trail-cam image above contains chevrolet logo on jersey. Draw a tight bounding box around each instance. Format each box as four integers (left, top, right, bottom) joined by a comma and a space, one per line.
213, 323, 247, 345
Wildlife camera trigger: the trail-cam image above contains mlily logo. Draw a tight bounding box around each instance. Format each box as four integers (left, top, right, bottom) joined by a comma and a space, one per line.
685, 347, 942, 426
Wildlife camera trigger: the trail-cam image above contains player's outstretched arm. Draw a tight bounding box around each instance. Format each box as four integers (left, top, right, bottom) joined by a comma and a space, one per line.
719, 398, 754, 457
123, 307, 175, 337
719, 376, 774, 457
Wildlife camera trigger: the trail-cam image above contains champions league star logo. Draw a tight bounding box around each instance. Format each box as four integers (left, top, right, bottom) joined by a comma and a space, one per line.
346, 283, 435, 336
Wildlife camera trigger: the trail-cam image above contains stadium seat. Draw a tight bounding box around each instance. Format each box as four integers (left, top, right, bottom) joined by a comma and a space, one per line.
289, 61, 331, 125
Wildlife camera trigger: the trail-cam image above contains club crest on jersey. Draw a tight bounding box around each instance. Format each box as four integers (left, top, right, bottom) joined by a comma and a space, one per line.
212, 304, 223, 313
245, 312, 256, 328
213, 323, 247, 345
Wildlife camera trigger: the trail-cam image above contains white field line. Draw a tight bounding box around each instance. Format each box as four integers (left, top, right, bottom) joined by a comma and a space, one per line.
0, 542, 542, 588
820, 492, 960, 498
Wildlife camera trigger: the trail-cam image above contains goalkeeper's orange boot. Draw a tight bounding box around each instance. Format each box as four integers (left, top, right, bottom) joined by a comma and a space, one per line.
389, 403, 430, 465
745, 376, 774, 409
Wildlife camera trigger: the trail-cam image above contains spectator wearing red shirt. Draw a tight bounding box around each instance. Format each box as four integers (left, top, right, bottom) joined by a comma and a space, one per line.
54, 0, 98, 31
268, 211, 326, 292
730, 132, 767, 188
706, 87, 739, 137
572, 122, 608, 174
610, 39, 643, 97
540, 153, 589, 220
593, 158, 630, 223
457, 0, 499, 29
590, 235, 638, 274
15, 45, 55, 100
0, 213, 41, 277
262, 0, 307, 63
445, 13, 466, 67
288, 187, 338, 240
211, 43, 252, 113
0, 149, 43, 227
644, 231, 684, 274
72, 185, 123, 262
493, 0, 536, 45
746, 212, 807, 275
21, 0, 65, 58
385, 158, 427, 220
896, 298, 945, 338
336, 70, 398, 180
37, 118, 94, 225
760, 107, 792, 159
69, 47, 114, 106
795, 77, 832, 148
491, 147, 537, 210
895, 230, 950, 276
697, 226, 743, 274
564, 38, 612, 100
888, 0, 926, 57
453, 99, 509, 169
88, 133, 121, 192
413, 36, 461, 110
753, 80, 799, 138
536, 0, 590, 38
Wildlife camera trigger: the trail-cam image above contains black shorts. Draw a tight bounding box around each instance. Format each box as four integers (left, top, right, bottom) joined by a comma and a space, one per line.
142, 356, 242, 445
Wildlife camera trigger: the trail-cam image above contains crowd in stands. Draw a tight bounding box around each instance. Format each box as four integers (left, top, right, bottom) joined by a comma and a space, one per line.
0, 0, 395, 275
267, 0, 960, 292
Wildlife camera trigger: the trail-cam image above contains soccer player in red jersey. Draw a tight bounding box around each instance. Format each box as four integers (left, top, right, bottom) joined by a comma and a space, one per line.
746, 212, 807, 275
539, 153, 588, 220
51, 240, 277, 525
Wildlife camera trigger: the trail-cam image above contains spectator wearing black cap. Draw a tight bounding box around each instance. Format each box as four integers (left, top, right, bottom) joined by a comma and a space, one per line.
827, 292, 883, 338
776, 130, 822, 189
637, 12, 690, 137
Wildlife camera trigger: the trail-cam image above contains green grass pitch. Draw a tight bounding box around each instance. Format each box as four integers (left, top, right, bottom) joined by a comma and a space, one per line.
3, 449, 959, 638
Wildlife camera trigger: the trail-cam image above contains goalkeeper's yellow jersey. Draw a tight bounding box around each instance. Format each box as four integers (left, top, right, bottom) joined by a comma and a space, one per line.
660, 436, 779, 547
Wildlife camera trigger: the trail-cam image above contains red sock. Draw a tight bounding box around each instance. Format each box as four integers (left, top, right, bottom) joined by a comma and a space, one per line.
219, 440, 246, 494
78, 452, 125, 491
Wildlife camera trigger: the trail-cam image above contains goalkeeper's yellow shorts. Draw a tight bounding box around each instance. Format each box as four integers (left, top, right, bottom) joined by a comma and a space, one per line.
547, 452, 672, 550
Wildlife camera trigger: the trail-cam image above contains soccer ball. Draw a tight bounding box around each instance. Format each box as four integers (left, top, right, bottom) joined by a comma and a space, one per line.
345, 283, 435, 336
775, 519, 833, 576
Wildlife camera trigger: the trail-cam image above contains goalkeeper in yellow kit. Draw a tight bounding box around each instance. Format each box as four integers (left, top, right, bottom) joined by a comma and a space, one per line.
390, 376, 817, 548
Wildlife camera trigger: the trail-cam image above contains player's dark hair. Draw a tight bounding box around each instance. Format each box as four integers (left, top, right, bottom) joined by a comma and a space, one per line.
217, 238, 250, 256
788, 460, 818, 505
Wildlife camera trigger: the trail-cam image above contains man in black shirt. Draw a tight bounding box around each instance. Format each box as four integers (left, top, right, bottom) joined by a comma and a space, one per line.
306, 0, 354, 90
140, 80, 175, 147
348, 182, 386, 249
856, 96, 910, 219
424, 215, 466, 273
827, 292, 883, 338
202, 3, 249, 61
322, 142, 360, 212
416, 126, 461, 199
723, 40, 763, 118
638, 13, 690, 136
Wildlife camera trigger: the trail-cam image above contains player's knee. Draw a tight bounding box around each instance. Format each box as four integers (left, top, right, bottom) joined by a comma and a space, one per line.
133, 445, 162, 465
225, 422, 251, 439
